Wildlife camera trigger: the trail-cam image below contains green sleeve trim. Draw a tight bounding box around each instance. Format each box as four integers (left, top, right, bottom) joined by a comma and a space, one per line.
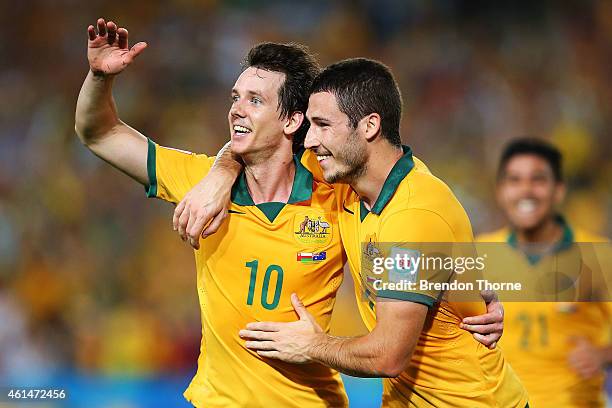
145, 138, 158, 198
377, 290, 435, 308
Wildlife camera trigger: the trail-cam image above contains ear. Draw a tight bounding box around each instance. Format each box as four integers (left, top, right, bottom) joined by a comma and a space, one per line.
283, 111, 304, 136
495, 180, 505, 209
360, 113, 381, 142
554, 182, 566, 206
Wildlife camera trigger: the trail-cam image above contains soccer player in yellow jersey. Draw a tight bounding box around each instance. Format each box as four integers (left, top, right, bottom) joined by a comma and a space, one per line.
477, 138, 612, 407
180, 59, 528, 406
74, 18, 350, 407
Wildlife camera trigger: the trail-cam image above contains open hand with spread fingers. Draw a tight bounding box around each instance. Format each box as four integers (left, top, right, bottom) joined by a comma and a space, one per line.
87, 17, 147, 76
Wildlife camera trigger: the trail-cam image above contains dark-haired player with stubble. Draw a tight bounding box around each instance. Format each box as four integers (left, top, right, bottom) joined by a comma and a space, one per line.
477, 138, 612, 407
176, 59, 528, 407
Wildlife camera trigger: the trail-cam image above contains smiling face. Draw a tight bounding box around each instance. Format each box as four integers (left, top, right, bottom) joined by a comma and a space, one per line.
304, 91, 368, 183
228, 67, 288, 159
497, 154, 565, 231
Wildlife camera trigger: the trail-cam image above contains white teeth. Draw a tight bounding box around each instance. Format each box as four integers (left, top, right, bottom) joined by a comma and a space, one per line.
317, 155, 331, 162
517, 199, 537, 213
233, 125, 251, 133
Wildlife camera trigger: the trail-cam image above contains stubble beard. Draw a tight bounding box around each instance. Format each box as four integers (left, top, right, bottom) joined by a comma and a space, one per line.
325, 130, 367, 184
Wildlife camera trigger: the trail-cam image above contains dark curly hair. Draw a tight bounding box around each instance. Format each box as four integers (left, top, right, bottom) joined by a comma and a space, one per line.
243, 43, 320, 151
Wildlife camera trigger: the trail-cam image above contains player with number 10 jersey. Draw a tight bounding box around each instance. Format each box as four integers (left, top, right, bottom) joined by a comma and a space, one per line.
147, 141, 348, 407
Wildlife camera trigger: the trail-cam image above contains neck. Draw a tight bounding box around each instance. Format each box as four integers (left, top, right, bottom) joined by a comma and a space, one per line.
242, 143, 295, 204
514, 215, 563, 244
352, 141, 404, 210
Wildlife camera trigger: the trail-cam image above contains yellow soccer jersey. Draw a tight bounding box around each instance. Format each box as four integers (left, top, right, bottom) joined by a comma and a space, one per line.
477, 222, 611, 408
302, 147, 529, 408
146, 140, 348, 407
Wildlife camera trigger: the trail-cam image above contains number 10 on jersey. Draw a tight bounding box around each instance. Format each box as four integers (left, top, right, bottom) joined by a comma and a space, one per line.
245, 260, 284, 310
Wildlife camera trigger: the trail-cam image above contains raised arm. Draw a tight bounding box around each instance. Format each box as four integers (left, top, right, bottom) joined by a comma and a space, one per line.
74, 18, 149, 184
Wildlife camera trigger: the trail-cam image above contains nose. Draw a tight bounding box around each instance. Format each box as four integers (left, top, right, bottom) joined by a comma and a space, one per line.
230, 99, 246, 119
304, 126, 320, 150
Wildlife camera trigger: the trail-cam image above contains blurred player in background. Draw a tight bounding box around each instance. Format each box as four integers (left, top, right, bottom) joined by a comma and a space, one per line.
477, 138, 612, 407
179, 58, 528, 407
74, 17, 351, 407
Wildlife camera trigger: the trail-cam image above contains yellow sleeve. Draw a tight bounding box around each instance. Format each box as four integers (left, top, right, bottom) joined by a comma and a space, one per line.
145, 139, 216, 204
376, 208, 458, 306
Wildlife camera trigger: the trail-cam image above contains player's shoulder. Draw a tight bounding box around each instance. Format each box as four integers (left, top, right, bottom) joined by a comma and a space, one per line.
392, 157, 469, 219
476, 228, 510, 243
382, 156, 473, 240
397, 155, 460, 206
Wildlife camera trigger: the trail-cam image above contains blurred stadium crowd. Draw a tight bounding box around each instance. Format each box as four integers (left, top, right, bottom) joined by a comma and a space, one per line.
0, 0, 610, 397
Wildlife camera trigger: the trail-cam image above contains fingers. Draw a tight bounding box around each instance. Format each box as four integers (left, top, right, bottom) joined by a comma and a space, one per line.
239, 330, 276, 341
89, 18, 135, 51
461, 321, 503, 335
97, 18, 107, 36
291, 293, 309, 321
245, 340, 277, 350
187, 208, 211, 249
186, 208, 200, 249
106, 21, 117, 45
87, 25, 96, 41
201, 210, 227, 238
117, 28, 128, 49
462, 311, 502, 326
173, 200, 187, 231
177, 207, 191, 242
472, 333, 499, 349
568, 358, 597, 379
245, 321, 281, 332
257, 350, 281, 359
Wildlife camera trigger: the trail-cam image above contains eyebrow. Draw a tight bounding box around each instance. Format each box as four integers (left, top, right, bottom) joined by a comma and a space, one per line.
231, 88, 267, 101
309, 115, 331, 124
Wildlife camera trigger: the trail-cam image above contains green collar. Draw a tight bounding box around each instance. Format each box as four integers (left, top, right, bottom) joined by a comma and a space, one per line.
507, 214, 574, 264
230, 151, 313, 222
360, 145, 415, 222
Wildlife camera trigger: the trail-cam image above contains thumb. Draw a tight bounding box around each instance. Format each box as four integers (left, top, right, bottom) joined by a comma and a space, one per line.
481, 289, 498, 304
129, 42, 148, 58
291, 293, 309, 320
